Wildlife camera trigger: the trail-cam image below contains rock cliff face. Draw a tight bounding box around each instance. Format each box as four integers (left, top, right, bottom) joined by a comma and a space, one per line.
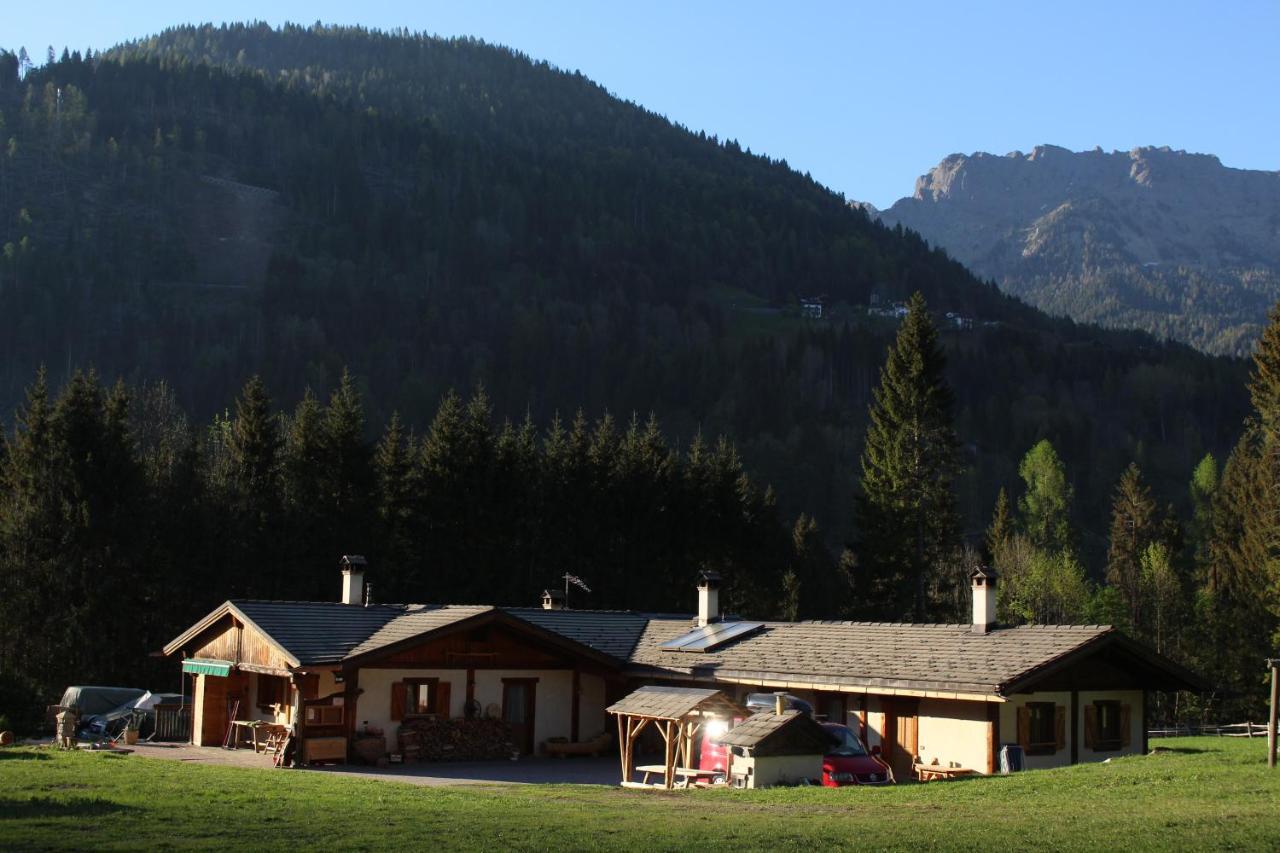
876, 146, 1280, 354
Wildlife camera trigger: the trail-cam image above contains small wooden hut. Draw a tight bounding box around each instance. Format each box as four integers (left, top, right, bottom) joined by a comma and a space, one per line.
717, 707, 834, 788
606, 686, 746, 788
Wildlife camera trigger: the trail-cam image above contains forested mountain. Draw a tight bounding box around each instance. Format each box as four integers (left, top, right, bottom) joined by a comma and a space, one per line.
0, 25, 1250, 587
873, 145, 1280, 355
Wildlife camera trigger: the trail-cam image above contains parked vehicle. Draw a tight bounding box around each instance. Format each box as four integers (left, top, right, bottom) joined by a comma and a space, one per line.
819, 723, 894, 786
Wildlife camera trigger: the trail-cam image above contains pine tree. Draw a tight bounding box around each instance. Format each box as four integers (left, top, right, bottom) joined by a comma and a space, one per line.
1106, 463, 1158, 635
986, 487, 1012, 560
226, 375, 282, 596
322, 369, 372, 564
373, 412, 417, 597
856, 291, 961, 620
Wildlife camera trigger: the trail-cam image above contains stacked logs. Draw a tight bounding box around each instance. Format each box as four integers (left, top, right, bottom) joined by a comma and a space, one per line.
397, 717, 516, 762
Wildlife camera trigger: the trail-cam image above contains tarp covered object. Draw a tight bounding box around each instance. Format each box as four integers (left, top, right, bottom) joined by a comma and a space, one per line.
57, 686, 147, 716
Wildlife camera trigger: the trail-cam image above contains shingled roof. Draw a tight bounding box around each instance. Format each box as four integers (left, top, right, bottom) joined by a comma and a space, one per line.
166, 599, 1204, 697
716, 709, 834, 751
606, 685, 746, 720
628, 618, 1119, 697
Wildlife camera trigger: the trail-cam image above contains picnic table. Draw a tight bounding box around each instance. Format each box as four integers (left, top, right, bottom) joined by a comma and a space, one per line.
914, 761, 974, 782
635, 764, 723, 788
229, 720, 289, 753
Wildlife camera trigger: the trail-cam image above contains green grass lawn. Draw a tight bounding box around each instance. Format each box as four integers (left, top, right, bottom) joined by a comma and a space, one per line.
2, 737, 1278, 851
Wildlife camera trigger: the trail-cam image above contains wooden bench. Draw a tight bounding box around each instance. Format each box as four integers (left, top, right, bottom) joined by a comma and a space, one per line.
544, 733, 611, 758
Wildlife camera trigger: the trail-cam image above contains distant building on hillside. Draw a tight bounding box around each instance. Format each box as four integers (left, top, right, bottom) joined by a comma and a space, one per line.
800, 296, 824, 319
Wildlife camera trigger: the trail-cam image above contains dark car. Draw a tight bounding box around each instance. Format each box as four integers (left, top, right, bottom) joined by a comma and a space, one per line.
820, 723, 894, 786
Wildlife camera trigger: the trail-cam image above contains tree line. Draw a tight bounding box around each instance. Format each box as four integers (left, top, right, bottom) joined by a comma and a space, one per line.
855, 294, 1280, 719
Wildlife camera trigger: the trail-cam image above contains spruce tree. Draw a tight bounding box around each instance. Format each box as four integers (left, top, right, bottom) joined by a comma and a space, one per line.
227, 375, 282, 596
856, 291, 961, 620
1106, 463, 1157, 635
985, 487, 1012, 560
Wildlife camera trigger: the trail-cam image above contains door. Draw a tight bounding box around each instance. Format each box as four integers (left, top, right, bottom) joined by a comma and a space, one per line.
502, 679, 537, 755
882, 699, 919, 781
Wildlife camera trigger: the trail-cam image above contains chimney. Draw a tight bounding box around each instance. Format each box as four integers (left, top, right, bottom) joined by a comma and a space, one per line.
970, 566, 997, 634
696, 569, 721, 628
541, 589, 565, 611
774, 692, 786, 716
340, 555, 367, 606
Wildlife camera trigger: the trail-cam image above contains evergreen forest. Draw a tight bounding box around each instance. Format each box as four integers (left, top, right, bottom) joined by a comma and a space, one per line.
0, 24, 1274, 727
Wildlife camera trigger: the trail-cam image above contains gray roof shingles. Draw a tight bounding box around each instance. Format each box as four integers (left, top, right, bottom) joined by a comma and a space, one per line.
219, 600, 1115, 695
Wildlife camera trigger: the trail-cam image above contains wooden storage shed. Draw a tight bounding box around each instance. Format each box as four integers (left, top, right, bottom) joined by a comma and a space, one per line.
717, 707, 835, 788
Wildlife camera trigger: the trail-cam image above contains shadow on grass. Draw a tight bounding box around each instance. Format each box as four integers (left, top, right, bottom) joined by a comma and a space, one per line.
0, 796, 135, 820
0, 751, 50, 760
1150, 747, 1210, 755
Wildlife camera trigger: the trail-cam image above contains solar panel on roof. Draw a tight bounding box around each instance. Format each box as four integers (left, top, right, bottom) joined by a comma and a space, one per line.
658, 620, 764, 652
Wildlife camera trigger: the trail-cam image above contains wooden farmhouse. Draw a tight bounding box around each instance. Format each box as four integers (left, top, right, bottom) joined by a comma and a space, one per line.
163, 560, 1205, 777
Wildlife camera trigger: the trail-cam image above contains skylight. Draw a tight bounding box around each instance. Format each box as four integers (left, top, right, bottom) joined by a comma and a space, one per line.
658, 621, 764, 653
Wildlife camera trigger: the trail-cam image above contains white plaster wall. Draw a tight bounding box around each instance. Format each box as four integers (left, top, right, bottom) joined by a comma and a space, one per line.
474, 669, 575, 753
916, 699, 990, 773
578, 673, 608, 739
864, 695, 884, 751
732, 753, 823, 787
1000, 691, 1072, 770
356, 668, 469, 752
1077, 689, 1144, 763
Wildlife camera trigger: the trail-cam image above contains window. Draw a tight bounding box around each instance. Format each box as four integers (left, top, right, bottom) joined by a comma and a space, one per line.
256, 675, 287, 711
1026, 702, 1058, 756
1094, 701, 1122, 751
405, 678, 439, 716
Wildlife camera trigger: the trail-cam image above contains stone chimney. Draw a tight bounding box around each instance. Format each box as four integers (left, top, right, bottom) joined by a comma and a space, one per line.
341, 555, 367, 606
541, 589, 566, 611
697, 569, 721, 628
970, 566, 997, 634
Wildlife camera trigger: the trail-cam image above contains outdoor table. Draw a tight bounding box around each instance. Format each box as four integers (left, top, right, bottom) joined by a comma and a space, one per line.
229, 720, 265, 751
635, 765, 722, 788
914, 764, 974, 782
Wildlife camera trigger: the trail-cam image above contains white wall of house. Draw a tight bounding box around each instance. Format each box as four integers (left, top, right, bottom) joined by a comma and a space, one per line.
1077, 689, 1143, 763
1000, 691, 1072, 770
1001, 689, 1145, 770
474, 669, 574, 751
357, 668, 469, 747
355, 667, 598, 755
916, 698, 989, 772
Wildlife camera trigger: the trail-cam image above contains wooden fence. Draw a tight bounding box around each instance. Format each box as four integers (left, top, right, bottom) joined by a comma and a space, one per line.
1147, 722, 1271, 738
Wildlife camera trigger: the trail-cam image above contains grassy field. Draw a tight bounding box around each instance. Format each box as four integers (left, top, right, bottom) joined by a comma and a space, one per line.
1, 737, 1278, 851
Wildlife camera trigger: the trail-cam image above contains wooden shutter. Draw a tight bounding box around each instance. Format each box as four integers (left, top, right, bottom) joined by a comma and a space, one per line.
1083, 704, 1097, 749
1054, 706, 1066, 752
1120, 704, 1132, 748
434, 681, 452, 718
390, 681, 406, 722
1016, 706, 1030, 749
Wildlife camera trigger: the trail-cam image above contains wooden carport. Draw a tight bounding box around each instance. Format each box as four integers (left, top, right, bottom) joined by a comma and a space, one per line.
606, 686, 746, 789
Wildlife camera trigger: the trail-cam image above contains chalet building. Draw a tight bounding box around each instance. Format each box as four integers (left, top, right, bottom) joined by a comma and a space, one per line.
163, 560, 1204, 776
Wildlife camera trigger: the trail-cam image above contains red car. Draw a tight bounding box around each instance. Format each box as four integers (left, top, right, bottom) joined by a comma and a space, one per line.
698, 717, 894, 787
820, 723, 894, 786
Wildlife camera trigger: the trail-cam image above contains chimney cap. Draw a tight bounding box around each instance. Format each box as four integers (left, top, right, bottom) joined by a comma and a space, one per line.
970, 565, 997, 583
697, 569, 722, 589
341, 555, 368, 572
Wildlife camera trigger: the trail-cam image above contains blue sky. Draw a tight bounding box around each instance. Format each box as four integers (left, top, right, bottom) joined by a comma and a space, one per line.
7, 1, 1278, 207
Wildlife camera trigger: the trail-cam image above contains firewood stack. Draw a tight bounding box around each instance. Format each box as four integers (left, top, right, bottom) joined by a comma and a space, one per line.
397, 717, 516, 762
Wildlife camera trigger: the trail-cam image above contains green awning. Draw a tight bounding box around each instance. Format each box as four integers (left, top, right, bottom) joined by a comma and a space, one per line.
182, 658, 233, 677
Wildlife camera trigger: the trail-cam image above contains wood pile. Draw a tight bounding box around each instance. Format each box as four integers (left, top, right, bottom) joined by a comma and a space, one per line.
397, 717, 515, 762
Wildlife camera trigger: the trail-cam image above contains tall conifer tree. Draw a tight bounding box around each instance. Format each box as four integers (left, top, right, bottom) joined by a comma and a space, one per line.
856, 291, 961, 620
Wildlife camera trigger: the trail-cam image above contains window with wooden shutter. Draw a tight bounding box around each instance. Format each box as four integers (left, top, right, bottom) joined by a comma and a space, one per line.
1024, 702, 1057, 755
1119, 704, 1132, 749
1054, 706, 1066, 752
390, 681, 406, 722
1016, 706, 1030, 749
1093, 700, 1122, 751
1083, 704, 1097, 749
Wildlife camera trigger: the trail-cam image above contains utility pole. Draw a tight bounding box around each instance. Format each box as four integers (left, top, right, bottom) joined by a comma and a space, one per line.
1267, 657, 1278, 769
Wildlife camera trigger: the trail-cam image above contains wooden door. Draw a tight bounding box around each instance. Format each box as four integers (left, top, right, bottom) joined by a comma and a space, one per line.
199, 675, 228, 746
882, 699, 919, 781
502, 679, 537, 755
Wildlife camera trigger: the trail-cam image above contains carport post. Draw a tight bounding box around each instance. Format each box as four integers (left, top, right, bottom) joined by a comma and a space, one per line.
1267, 658, 1278, 769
